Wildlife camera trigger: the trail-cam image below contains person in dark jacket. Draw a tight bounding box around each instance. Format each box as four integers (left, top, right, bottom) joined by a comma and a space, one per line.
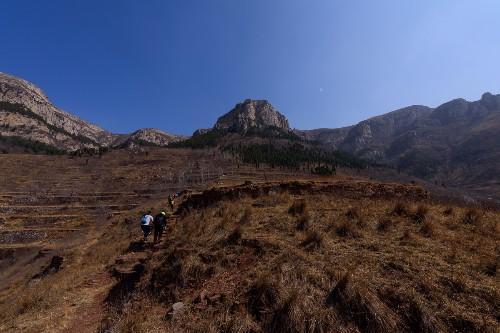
153, 211, 167, 243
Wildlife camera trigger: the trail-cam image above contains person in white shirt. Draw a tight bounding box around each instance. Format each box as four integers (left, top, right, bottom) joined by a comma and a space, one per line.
140, 211, 154, 241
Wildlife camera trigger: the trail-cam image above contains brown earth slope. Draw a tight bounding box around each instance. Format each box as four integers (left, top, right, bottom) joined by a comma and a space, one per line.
34, 180, 497, 333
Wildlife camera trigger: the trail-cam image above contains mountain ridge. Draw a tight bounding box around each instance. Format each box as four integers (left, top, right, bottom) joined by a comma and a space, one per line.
0, 72, 182, 151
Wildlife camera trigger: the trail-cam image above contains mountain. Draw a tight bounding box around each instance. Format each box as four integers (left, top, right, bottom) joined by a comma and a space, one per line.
214, 99, 290, 132
0, 72, 114, 151
0, 72, 180, 151
114, 128, 185, 148
299, 94, 500, 197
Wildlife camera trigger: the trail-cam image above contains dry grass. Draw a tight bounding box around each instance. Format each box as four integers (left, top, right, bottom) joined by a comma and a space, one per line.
288, 199, 307, 216
300, 229, 323, 250
336, 220, 362, 238
327, 273, 399, 332
138, 190, 499, 332
420, 219, 437, 237
3, 175, 499, 332
412, 204, 429, 224
443, 207, 454, 216
392, 201, 410, 216
295, 213, 311, 231
462, 208, 482, 225
377, 218, 394, 232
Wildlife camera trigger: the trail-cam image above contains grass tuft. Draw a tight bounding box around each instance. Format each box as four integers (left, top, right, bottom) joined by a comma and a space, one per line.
301, 230, 324, 250
412, 204, 429, 224
295, 213, 311, 231
420, 219, 437, 237
336, 221, 362, 238
462, 209, 482, 225
327, 273, 399, 332
392, 201, 409, 216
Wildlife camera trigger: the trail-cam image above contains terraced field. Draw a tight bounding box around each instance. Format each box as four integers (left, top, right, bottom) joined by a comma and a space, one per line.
0, 148, 312, 300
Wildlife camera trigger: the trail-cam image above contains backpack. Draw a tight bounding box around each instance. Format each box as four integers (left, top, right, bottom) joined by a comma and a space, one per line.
141, 215, 149, 225
154, 214, 166, 227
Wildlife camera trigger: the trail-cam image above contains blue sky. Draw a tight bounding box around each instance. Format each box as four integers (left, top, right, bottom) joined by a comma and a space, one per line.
1, 1, 499, 135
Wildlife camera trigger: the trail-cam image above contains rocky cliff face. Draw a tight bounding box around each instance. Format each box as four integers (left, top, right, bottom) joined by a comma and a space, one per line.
214, 99, 290, 132
0, 72, 181, 151
0, 72, 114, 150
300, 93, 500, 194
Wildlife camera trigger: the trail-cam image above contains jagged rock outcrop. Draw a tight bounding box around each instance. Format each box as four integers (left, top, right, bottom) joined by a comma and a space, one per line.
214, 99, 290, 132
192, 128, 211, 137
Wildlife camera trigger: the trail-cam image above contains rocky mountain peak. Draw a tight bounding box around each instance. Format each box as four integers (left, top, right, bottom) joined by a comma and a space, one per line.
214, 99, 290, 132
480, 92, 500, 110
0, 72, 183, 151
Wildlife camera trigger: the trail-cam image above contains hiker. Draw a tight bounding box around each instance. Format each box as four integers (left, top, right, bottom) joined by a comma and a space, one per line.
140, 211, 154, 242
153, 211, 167, 243
168, 195, 175, 212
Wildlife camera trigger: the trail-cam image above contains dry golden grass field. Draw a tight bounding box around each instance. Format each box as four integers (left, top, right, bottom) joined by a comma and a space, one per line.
0, 148, 498, 333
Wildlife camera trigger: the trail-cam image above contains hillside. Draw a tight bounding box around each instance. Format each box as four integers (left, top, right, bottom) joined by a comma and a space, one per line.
0, 158, 497, 332
0, 72, 182, 151
298, 94, 500, 201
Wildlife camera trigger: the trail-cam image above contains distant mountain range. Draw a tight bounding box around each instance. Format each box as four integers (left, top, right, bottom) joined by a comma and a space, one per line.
296, 93, 500, 197
1, 72, 498, 200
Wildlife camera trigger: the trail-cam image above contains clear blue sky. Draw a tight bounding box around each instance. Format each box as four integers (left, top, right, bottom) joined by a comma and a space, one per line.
1, 1, 499, 135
